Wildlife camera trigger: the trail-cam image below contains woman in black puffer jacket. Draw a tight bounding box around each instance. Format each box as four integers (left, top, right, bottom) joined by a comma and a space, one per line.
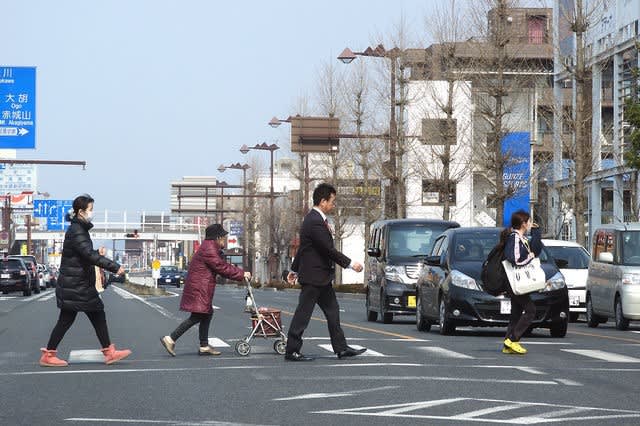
40, 194, 132, 367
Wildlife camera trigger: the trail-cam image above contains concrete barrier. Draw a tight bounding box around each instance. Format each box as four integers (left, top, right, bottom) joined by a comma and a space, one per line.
128, 276, 157, 288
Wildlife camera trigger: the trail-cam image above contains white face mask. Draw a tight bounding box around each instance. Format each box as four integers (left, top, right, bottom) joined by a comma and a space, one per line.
84, 210, 94, 222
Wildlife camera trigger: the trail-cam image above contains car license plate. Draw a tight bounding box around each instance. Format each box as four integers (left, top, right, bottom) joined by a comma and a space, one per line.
0, 274, 9, 279
500, 300, 511, 314
570, 295, 580, 306
407, 295, 416, 308
165, 279, 171, 283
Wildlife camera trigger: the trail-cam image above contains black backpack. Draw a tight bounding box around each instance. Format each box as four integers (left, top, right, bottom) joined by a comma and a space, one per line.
481, 245, 509, 296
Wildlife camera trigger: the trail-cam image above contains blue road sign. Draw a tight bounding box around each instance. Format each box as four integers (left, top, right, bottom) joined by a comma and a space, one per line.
0, 67, 36, 149
33, 199, 73, 231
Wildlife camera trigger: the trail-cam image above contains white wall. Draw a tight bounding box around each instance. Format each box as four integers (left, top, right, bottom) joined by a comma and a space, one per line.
404, 80, 475, 225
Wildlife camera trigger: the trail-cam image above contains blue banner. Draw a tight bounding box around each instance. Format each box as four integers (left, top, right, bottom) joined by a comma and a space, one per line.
0, 67, 36, 149
502, 132, 531, 227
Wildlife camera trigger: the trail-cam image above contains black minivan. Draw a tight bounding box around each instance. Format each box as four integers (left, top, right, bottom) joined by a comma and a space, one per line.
365, 219, 460, 323
416, 227, 570, 337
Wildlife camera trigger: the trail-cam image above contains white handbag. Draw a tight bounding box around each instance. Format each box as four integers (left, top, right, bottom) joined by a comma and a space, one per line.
501, 257, 547, 295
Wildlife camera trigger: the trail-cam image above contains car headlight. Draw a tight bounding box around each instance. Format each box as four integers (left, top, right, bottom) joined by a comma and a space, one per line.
450, 270, 481, 291
622, 273, 640, 285
542, 272, 566, 292
384, 266, 412, 284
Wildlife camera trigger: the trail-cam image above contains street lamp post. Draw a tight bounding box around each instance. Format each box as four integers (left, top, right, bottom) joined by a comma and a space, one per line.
240, 143, 280, 280
338, 44, 402, 219
218, 162, 251, 270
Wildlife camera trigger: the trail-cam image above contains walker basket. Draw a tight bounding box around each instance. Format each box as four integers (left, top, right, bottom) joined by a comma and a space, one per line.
251, 308, 283, 337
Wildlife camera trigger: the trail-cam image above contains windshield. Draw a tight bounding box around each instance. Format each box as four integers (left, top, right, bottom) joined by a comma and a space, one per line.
388, 224, 451, 257
160, 266, 178, 274
621, 231, 640, 266
545, 246, 590, 269
452, 232, 500, 262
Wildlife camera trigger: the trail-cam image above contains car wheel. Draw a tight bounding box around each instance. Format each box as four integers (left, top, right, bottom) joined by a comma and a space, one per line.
34, 285, 40, 294
439, 298, 455, 335
175, 282, 180, 288
615, 296, 630, 331
550, 318, 568, 338
586, 295, 603, 328
569, 312, 580, 322
416, 292, 431, 332
381, 290, 393, 324
366, 289, 378, 322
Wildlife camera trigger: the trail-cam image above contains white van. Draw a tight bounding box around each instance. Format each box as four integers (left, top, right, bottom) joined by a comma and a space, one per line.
586, 224, 640, 330
543, 239, 590, 322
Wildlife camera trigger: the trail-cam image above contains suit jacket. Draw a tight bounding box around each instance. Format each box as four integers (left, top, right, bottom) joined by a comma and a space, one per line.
291, 209, 351, 287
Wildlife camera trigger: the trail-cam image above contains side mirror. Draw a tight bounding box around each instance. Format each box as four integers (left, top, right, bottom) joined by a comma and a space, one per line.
598, 252, 614, 264
367, 247, 381, 258
555, 258, 569, 268
424, 255, 441, 266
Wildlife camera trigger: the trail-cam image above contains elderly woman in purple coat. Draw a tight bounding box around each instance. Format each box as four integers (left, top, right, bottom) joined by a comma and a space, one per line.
161, 224, 250, 356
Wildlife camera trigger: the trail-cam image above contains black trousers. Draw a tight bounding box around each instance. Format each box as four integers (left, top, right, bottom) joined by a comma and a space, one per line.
505, 292, 536, 341
170, 312, 213, 347
47, 309, 111, 350
285, 284, 347, 354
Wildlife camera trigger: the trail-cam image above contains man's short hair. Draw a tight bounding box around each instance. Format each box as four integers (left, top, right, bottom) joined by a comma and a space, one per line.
313, 183, 336, 206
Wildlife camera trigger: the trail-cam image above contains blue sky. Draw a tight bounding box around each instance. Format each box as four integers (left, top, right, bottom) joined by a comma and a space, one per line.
2, 0, 436, 212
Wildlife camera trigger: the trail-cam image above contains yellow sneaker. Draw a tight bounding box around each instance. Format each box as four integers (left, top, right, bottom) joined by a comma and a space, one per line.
503, 338, 527, 354
502, 346, 516, 354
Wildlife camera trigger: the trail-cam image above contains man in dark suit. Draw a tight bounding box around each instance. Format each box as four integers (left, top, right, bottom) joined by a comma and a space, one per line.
284, 183, 366, 361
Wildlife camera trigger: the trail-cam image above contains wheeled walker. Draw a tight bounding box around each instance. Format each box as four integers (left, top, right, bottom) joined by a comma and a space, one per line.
234, 278, 287, 356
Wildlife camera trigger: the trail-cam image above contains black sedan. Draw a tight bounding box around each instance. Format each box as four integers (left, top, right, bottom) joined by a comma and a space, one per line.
158, 266, 186, 287
0, 258, 33, 296
415, 227, 569, 337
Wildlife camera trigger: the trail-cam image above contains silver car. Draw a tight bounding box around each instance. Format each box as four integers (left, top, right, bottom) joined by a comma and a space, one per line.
586, 224, 640, 330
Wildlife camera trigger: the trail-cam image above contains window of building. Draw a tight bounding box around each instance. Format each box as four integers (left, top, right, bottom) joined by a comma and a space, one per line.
422, 179, 456, 206
527, 15, 547, 44
422, 118, 457, 145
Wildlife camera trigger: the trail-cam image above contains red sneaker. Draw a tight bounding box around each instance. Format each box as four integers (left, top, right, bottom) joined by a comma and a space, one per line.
39, 348, 68, 367
101, 344, 132, 365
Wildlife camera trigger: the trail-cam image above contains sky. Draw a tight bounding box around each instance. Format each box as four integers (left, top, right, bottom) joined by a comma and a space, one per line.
1, 0, 439, 214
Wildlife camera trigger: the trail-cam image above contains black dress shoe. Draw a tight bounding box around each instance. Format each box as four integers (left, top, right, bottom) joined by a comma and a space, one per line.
284, 352, 314, 362
337, 346, 367, 359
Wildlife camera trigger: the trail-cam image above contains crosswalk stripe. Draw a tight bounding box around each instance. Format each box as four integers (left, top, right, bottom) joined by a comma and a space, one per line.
68, 349, 104, 363
417, 346, 475, 359
207, 338, 230, 348
562, 349, 640, 363
317, 344, 386, 357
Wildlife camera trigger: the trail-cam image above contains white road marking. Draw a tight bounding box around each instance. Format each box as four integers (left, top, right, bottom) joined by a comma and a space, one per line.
39, 292, 56, 301
2, 366, 263, 376
304, 337, 429, 342
450, 403, 527, 419
317, 344, 385, 357
554, 378, 582, 386
517, 341, 573, 345
212, 305, 221, 310
284, 375, 560, 385
562, 349, 640, 363
111, 286, 178, 320
313, 398, 640, 423
208, 337, 230, 348
317, 363, 422, 368
65, 418, 272, 425
472, 365, 546, 375
273, 385, 398, 401
417, 346, 475, 359
68, 350, 104, 363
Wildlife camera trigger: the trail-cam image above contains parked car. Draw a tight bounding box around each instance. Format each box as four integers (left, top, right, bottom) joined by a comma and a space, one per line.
106, 270, 127, 284
9, 255, 40, 294
158, 266, 186, 287
543, 239, 590, 322
365, 218, 460, 324
416, 227, 569, 337
0, 257, 33, 296
586, 224, 640, 330
36, 263, 50, 290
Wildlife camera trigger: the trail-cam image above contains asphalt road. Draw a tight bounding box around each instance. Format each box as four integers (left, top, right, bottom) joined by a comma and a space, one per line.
1, 283, 640, 425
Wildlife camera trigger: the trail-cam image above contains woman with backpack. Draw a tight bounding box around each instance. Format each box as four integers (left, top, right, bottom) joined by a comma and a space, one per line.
499, 210, 542, 355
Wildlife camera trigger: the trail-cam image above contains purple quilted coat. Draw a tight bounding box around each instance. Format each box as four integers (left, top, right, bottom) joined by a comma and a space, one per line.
179, 240, 244, 314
